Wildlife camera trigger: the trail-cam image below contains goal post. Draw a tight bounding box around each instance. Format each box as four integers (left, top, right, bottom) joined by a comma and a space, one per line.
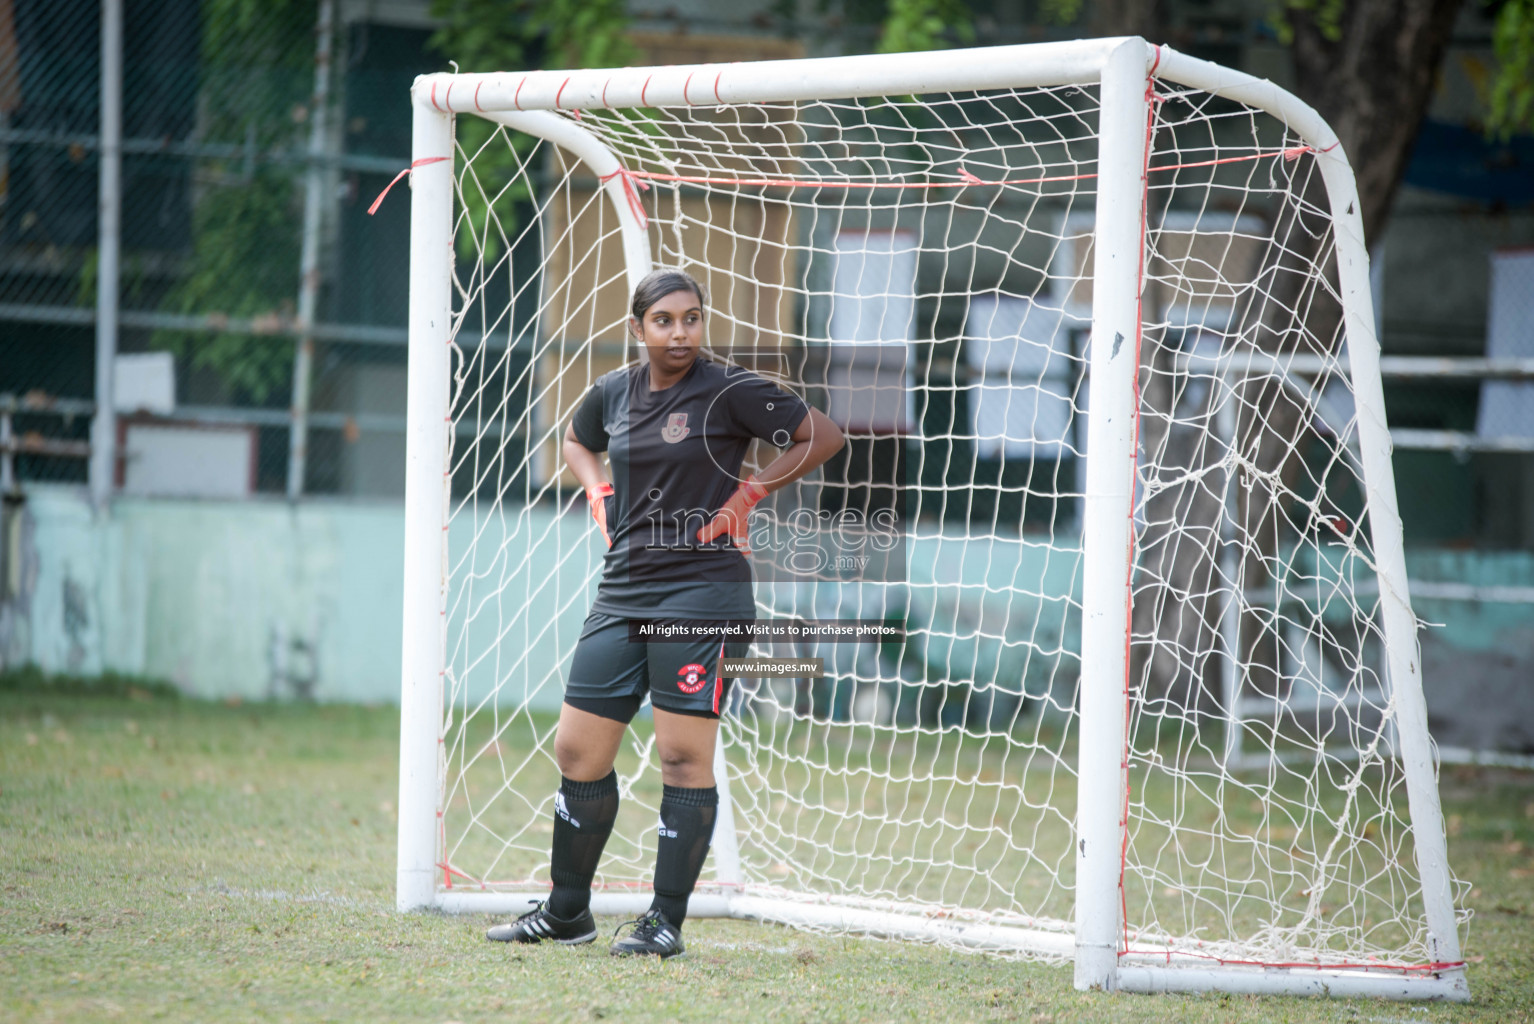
1072, 37, 1146, 993
398, 98, 452, 915
397, 37, 1469, 1000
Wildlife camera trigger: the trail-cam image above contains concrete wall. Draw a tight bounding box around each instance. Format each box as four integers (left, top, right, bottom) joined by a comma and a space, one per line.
1, 489, 1530, 754
0, 488, 595, 704
1410, 551, 1534, 756
0, 489, 1085, 711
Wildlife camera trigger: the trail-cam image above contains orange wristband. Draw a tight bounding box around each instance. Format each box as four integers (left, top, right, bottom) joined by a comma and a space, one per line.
586, 483, 614, 548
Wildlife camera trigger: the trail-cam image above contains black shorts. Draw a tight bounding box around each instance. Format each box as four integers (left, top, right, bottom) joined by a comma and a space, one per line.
565, 612, 749, 720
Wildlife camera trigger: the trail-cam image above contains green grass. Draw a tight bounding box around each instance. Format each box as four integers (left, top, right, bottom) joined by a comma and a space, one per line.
2, 684, 1532, 1023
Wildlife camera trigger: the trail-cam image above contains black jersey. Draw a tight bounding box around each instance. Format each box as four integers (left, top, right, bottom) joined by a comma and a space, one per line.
570, 356, 809, 618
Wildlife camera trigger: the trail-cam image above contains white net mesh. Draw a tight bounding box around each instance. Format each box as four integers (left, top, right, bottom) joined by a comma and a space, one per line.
431, 76, 1467, 971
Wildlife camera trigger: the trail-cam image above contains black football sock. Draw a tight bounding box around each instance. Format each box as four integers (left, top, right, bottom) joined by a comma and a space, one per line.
649, 784, 718, 929
546, 771, 620, 920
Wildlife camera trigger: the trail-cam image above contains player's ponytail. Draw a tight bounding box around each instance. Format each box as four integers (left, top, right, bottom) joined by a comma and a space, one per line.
630, 267, 707, 322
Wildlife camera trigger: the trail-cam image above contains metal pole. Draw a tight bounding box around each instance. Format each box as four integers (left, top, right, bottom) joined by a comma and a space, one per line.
1216, 373, 1243, 767
89, 0, 122, 507
397, 89, 454, 913
287, 0, 334, 500
1073, 36, 1150, 994
0, 408, 14, 494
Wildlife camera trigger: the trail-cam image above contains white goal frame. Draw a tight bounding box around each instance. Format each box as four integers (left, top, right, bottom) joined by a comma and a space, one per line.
396, 37, 1467, 1001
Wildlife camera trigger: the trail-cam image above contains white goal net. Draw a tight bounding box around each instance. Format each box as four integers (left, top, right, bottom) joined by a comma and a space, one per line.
398, 40, 1468, 999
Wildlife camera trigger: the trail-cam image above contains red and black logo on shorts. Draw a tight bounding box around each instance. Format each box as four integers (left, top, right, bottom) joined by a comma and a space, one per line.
676, 662, 708, 694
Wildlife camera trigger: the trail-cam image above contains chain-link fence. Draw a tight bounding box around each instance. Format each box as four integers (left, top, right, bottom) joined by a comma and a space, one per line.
1, 0, 436, 497
2, 0, 1533, 548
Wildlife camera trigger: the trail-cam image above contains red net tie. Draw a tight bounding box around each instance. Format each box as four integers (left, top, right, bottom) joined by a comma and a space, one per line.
599, 167, 651, 229
367, 156, 451, 216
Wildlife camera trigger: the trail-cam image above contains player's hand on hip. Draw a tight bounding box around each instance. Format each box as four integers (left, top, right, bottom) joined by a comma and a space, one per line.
697, 477, 768, 556
585, 483, 615, 548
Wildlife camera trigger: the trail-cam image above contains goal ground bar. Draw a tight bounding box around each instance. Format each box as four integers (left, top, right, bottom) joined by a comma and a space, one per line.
438, 890, 1467, 1000
438, 889, 1077, 957
1115, 965, 1469, 1001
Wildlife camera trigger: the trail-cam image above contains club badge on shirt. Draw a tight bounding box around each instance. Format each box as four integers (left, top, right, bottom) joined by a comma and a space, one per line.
677, 662, 708, 693
661, 412, 690, 444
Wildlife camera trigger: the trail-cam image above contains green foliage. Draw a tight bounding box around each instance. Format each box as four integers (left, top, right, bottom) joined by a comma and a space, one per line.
1488, 0, 1534, 139
150, 0, 316, 403
429, 0, 636, 73
876, 0, 974, 53
1266, 0, 1534, 140
867, 0, 973, 142
428, 0, 639, 261
531, 0, 638, 71
208, 0, 306, 32
74, 248, 98, 309
426, 0, 536, 71
155, 170, 302, 403
1269, 0, 1349, 45
1037, 0, 1085, 25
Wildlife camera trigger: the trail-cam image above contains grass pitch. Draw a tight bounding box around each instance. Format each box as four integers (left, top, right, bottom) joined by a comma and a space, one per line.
2, 677, 1531, 1023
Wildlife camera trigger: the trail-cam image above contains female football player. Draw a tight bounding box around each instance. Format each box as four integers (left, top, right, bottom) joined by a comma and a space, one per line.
487, 267, 844, 958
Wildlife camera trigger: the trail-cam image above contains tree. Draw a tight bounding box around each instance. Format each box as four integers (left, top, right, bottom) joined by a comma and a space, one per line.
428, 0, 635, 73
152, 0, 316, 404
1489, 0, 1534, 138
1123, 0, 1478, 712
877, 0, 974, 52
427, 0, 637, 258
1282, 0, 1464, 243
858, 0, 1503, 710
1082, 0, 1532, 246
